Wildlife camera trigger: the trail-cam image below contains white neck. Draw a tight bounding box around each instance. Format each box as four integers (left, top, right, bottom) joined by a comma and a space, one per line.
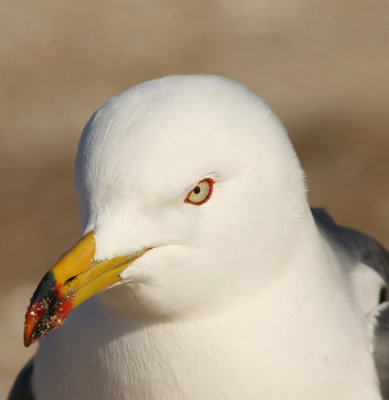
33, 211, 381, 400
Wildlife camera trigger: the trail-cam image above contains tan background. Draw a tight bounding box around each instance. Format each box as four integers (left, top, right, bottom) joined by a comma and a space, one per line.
1, 0, 388, 396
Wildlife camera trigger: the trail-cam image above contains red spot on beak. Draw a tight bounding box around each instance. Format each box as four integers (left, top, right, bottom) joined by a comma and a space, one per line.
23, 279, 75, 347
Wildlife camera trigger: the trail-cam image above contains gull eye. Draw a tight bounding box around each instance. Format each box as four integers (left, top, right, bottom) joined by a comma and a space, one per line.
185, 178, 214, 205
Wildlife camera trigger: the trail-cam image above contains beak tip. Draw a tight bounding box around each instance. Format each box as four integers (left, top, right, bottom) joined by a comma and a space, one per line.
23, 301, 41, 347
23, 333, 32, 348
23, 294, 75, 347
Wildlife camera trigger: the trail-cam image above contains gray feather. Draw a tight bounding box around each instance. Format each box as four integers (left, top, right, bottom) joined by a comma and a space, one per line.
7, 358, 35, 400
312, 207, 389, 399
312, 208, 389, 280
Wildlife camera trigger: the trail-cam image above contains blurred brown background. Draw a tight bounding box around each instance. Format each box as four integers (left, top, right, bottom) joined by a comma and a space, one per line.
1, 0, 388, 396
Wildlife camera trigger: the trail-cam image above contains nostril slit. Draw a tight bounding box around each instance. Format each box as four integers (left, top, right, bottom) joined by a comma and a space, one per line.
64, 276, 77, 285
379, 287, 388, 304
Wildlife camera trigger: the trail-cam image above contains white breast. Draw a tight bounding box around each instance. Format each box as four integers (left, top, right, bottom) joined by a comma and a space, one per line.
32, 275, 381, 400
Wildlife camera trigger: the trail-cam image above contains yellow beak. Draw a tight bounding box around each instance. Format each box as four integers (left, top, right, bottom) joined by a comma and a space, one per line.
24, 232, 145, 347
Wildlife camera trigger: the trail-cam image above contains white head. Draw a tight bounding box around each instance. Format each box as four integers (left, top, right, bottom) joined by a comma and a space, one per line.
74, 75, 308, 319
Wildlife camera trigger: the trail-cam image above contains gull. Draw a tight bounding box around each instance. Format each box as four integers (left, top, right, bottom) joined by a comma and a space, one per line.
8, 75, 389, 400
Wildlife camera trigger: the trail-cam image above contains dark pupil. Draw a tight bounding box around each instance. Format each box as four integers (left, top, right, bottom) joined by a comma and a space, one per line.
194, 186, 201, 194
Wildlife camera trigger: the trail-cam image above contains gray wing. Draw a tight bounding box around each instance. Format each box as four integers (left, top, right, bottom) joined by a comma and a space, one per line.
7, 358, 35, 400
312, 207, 389, 399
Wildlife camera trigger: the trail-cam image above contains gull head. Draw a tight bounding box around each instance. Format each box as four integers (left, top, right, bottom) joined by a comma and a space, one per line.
24, 75, 307, 345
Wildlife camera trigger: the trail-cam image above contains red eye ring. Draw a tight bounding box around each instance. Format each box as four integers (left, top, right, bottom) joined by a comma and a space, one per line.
184, 178, 214, 206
